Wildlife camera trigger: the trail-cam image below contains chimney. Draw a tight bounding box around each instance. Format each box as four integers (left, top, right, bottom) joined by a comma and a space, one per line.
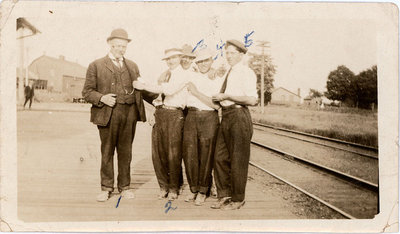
297, 88, 300, 97
59, 55, 65, 61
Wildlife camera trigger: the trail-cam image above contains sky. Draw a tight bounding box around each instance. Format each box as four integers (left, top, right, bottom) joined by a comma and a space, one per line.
19, 2, 377, 98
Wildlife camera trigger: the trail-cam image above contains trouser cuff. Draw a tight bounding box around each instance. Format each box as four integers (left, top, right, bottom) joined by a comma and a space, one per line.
199, 186, 209, 194
231, 193, 245, 202
101, 186, 114, 192
118, 185, 131, 192
217, 189, 231, 198
190, 186, 199, 194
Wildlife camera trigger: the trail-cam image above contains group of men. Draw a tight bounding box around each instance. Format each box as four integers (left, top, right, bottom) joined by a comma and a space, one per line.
82, 28, 257, 211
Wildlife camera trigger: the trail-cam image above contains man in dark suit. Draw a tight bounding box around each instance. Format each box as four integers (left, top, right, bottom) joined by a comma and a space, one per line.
82, 28, 156, 202
23, 80, 35, 109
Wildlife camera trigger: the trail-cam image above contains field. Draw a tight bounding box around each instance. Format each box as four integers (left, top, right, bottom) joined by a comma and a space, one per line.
250, 105, 378, 147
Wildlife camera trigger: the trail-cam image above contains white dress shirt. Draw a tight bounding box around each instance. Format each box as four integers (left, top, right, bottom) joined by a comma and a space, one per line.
108, 53, 124, 68
220, 62, 258, 107
160, 66, 191, 109
187, 72, 224, 110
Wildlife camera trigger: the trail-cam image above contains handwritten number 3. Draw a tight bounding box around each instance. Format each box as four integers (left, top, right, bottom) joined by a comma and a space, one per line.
164, 201, 177, 213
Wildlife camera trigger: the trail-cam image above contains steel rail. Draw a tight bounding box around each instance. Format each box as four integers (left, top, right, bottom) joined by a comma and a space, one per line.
253, 126, 378, 160
253, 122, 378, 153
249, 161, 355, 219
251, 140, 379, 193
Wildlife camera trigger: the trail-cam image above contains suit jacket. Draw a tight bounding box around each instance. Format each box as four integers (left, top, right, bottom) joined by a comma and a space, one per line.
82, 55, 157, 126
24, 86, 34, 98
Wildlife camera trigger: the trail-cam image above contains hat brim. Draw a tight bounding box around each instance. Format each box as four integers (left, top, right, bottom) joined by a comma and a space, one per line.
194, 56, 213, 63
162, 54, 183, 60
107, 36, 132, 43
226, 40, 247, 54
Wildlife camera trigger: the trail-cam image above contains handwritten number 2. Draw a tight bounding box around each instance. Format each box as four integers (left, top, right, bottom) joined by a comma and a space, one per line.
164, 201, 177, 213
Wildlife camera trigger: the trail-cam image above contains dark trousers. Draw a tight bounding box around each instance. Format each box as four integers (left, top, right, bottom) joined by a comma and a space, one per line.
214, 107, 253, 202
183, 110, 219, 194
152, 108, 184, 193
97, 103, 138, 192
24, 96, 33, 108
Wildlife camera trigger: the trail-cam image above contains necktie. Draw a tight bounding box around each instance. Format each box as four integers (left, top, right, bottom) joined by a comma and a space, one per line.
113, 58, 122, 69
219, 68, 232, 93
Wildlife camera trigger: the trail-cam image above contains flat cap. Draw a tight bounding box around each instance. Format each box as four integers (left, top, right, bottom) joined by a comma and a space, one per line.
225, 39, 248, 54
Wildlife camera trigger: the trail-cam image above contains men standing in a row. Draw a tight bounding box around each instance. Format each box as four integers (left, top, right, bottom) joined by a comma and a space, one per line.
211, 40, 258, 210
133, 48, 190, 201
82, 29, 156, 202
183, 49, 223, 206
23, 80, 35, 109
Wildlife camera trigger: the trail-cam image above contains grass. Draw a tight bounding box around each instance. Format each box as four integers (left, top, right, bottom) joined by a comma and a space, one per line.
250, 105, 378, 148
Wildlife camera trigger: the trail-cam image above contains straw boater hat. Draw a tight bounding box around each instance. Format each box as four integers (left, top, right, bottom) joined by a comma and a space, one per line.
181, 44, 196, 58
194, 49, 215, 63
162, 48, 183, 60
107, 28, 131, 42
225, 39, 248, 54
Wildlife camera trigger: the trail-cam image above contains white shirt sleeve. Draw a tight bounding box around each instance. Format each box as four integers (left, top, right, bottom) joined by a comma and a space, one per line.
243, 68, 258, 98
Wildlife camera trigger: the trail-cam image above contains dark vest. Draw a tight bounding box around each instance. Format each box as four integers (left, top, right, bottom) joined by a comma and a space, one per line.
111, 63, 135, 104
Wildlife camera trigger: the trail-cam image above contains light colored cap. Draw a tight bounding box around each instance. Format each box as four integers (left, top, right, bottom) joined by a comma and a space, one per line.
162, 48, 183, 60
182, 44, 196, 58
194, 49, 215, 63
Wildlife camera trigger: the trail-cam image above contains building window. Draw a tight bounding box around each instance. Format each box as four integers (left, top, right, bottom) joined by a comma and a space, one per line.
33, 79, 47, 90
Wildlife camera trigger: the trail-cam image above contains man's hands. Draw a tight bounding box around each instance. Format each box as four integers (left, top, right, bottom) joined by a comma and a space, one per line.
100, 93, 117, 107
132, 81, 146, 90
212, 93, 228, 102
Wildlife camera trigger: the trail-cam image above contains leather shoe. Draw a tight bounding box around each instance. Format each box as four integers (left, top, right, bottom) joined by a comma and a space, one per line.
121, 189, 135, 199
158, 189, 168, 199
185, 192, 197, 202
210, 197, 231, 209
96, 191, 111, 202
221, 201, 245, 210
195, 193, 206, 206
168, 192, 178, 201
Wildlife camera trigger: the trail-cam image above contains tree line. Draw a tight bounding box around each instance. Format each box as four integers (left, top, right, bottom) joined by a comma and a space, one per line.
325, 65, 377, 109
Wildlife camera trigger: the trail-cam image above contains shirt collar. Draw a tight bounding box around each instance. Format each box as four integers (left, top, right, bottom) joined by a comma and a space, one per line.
108, 53, 124, 61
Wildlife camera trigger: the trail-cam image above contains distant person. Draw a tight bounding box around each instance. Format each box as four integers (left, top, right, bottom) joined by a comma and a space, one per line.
183, 49, 223, 206
133, 48, 190, 201
82, 28, 156, 202
23, 80, 35, 109
211, 39, 258, 210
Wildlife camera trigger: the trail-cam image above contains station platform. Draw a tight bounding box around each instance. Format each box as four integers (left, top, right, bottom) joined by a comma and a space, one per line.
17, 107, 297, 222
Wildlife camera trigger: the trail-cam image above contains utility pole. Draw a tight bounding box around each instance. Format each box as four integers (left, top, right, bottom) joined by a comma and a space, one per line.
256, 41, 269, 114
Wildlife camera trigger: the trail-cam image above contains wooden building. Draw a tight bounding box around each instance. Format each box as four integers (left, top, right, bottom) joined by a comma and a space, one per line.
28, 55, 87, 99
270, 87, 301, 105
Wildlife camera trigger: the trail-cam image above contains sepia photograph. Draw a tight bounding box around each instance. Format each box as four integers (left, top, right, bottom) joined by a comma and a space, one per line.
0, 1, 398, 232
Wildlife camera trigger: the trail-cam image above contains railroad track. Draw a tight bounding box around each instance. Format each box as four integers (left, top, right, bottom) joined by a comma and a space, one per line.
252, 122, 378, 159
249, 141, 379, 219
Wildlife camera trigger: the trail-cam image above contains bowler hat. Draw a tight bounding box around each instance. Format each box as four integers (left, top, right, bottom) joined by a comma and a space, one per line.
107, 28, 131, 42
225, 39, 247, 54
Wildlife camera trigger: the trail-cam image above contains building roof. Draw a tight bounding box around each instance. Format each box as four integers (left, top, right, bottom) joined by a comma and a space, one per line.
271, 87, 300, 98
29, 55, 87, 80
17, 18, 41, 34
16, 68, 39, 79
